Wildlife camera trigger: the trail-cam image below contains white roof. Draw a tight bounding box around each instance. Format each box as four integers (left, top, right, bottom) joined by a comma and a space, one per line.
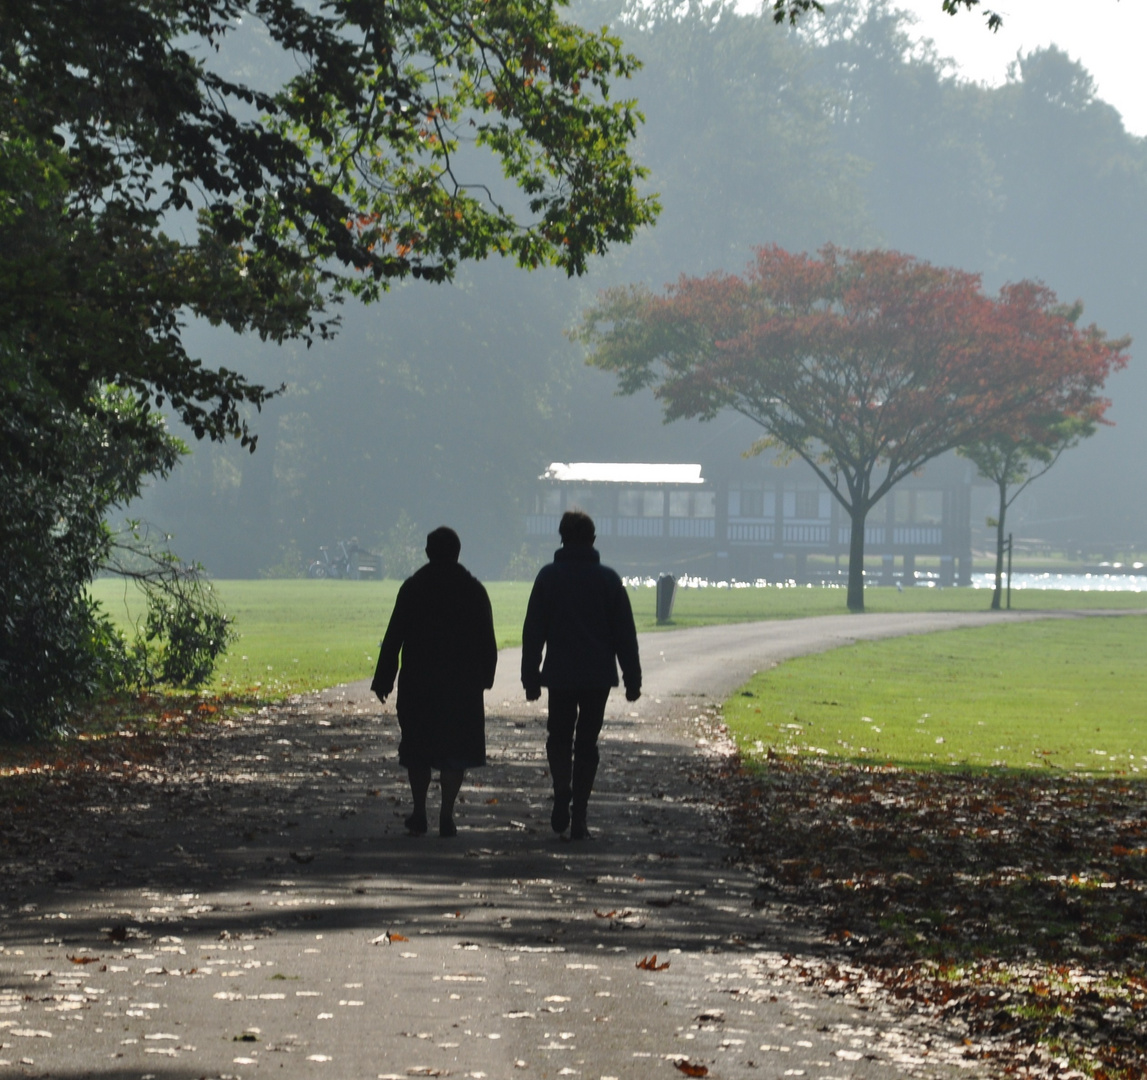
541, 462, 705, 485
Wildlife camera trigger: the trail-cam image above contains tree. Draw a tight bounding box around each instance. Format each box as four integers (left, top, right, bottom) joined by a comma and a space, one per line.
0, 383, 219, 737
1, 0, 656, 735
3, 0, 657, 447
577, 245, 1129, 611
960, 389, 1111, 611
770, 1, 1004, 31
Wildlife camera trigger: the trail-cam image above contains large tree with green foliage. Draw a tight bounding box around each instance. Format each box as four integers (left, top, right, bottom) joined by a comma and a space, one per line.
0, 0, 656, 736
3, 0, 657, 444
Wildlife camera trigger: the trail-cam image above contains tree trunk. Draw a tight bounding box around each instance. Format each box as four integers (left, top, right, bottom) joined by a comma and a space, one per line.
991, 481, 1008, 611
847, 505, 868, 612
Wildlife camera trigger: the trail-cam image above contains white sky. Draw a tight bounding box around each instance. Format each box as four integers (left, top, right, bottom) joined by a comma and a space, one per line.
896, 0, 1147, 136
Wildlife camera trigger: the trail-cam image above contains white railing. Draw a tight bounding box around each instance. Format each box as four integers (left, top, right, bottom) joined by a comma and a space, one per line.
893, 526, 943, 546
839, 525, 886, 545
668, 518, 716, 539
616, 517, 664, 538
783, 523, 830, 545
525, 514, 561, 536
728, 522, 775, 543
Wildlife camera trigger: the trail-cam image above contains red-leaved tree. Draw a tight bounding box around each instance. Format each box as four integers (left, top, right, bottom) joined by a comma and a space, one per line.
577, 246, 1129, 611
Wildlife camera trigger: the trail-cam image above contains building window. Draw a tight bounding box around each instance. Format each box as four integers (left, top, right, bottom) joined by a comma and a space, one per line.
537, 489, 561, 514
568, 488, 612, 518
729, 486, 766, 520
916, 490, 943, 525
693, 491, 716, 519
795, 490, 821, 519
618, 489, 664, 517
670, 490, 717, 518
618, 490, 642, 517
894, 489, 943, 525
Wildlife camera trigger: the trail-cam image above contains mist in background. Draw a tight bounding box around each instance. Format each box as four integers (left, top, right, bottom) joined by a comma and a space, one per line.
129, 0, 1147, 579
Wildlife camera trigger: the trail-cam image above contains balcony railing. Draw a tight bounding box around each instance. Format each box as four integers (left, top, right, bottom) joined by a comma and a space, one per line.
783, 522, 830, 545
893, 526, 943, 546
728, 522, 775, 543
839, 525, 886, 546
528, 514, 949, 551
616, 517, 664, 538
525, 513, 561, 536
668, 518, 715, 539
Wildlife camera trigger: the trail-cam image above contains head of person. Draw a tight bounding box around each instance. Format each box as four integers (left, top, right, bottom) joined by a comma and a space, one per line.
425, 526, 462, 564
558, 509, 596, 547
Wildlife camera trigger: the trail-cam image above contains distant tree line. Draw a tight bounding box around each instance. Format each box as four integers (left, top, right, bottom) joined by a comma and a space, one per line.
138, 0, 1147, 585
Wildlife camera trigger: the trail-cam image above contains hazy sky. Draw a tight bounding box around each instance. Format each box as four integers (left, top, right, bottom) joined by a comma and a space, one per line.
898, 0, 1147, 136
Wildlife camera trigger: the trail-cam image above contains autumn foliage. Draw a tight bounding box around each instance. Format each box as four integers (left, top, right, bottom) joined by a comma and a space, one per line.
579, 246, 1128, 610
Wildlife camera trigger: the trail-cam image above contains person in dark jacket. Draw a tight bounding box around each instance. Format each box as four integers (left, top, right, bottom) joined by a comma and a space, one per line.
372, 527, 497, 838
521, 510, 641, 840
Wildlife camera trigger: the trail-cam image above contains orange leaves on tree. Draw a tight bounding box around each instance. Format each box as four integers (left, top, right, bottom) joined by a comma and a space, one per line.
579, 244, 1129, 612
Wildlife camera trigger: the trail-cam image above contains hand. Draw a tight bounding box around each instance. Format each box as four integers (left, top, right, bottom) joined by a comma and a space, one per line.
373, 686, 390, 705
625, 686, 641, 702
524, 685, 542, 702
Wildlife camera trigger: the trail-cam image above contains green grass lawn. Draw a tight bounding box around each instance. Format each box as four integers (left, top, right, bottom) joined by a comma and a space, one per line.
722, 616, 1147, 776
87, 577, 1144, 698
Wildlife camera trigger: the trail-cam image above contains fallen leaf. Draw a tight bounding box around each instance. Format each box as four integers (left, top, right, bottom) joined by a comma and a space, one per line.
636, 955, 669, 971
675, 1062, 709, 1077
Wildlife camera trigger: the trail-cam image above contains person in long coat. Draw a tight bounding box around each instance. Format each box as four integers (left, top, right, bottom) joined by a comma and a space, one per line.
372, 527, 497, 837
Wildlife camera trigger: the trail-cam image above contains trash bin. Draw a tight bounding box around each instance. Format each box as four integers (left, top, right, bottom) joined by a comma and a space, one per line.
655, 573, 677, 624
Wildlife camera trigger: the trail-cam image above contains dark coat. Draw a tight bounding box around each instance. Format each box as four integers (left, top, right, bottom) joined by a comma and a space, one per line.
521, 545, 641, 693
372, 561, 497, 770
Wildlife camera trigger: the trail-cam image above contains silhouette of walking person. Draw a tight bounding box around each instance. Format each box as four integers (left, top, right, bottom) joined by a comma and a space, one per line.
372, 527, 497, 837
522, 510, 641, 839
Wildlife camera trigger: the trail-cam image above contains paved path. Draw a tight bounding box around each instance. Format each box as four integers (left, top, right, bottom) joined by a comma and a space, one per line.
1, 610, 1130, 1080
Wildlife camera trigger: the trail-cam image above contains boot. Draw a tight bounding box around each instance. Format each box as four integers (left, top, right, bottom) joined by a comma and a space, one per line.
406, 765, 431, 835
569, 759, 597, 841
547, 744, 572, 834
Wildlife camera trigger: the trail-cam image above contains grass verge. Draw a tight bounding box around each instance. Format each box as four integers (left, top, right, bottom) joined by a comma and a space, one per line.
722, 617, 1147, 776
88, 578, 1146, 700
717, 616, 1147, 1079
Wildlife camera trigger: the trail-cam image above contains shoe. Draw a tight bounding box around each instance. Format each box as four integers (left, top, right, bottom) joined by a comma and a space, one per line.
569, 819, 590, 841
551, 797, 571, 835
439, 817, 457, 839
405, 811, 428, 835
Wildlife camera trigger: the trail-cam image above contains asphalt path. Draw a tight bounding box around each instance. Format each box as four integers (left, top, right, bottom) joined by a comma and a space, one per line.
2, 609, 1130, 1080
